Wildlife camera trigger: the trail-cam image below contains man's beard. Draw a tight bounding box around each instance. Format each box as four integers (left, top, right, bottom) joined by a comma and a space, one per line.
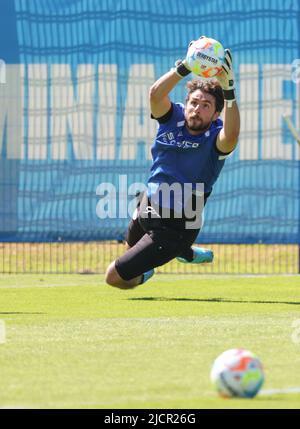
186, 117, 211, 133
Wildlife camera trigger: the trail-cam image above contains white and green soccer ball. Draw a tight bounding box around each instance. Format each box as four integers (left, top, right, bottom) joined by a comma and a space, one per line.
210, 348, 265, 398
186, 36, 224, 78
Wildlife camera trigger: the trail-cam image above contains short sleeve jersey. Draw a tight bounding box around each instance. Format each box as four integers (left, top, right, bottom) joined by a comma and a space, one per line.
147, 102, 230, 200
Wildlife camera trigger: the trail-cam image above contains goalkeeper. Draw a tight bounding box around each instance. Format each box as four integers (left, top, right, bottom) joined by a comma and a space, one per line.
105, 38, 240, 289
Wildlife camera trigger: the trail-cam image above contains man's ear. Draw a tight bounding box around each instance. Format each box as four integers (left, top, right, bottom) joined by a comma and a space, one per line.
213, 111, 220, 121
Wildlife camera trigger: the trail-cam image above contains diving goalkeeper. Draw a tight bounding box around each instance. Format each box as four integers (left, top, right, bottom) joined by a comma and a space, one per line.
105, 39, 240, 289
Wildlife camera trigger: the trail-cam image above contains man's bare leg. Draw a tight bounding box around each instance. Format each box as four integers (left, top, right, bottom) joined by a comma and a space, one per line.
105, 260, 142, 290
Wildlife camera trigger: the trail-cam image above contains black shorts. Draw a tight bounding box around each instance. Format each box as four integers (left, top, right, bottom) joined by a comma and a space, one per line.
115, 194, 201, 281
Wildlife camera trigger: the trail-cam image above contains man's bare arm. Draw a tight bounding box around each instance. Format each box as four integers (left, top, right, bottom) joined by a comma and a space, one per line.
149, 69, 183, 119
216, 49, 240, 153
149, 56, 192, 119
217, 100, 240, 153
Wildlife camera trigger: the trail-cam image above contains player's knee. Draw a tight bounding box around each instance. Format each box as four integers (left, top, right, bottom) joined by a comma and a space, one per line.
105, 262, 117, 285
105, 266, 120, 287
105, 263, 136, 289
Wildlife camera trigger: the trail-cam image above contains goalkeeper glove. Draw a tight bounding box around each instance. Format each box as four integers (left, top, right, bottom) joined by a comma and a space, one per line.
174, 36, 212, 78
173, 37, 205, 78
216, 48, 236, 106
174, 58, 191, 78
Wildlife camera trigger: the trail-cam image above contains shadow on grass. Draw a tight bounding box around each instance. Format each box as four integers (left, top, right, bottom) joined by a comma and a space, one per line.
0, 312, 45, 315
128, 297, 300, 305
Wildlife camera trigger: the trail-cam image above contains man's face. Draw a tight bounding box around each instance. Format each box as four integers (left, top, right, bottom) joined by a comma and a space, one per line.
185, 89, 219, 134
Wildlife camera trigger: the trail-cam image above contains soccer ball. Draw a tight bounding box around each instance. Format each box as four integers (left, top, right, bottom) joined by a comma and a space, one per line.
186, 36, 224, 78
210, 348, 265, 398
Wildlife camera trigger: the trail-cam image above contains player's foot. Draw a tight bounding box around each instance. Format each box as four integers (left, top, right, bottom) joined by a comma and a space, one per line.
177, 247, 214, 264
140, 269, 155, 284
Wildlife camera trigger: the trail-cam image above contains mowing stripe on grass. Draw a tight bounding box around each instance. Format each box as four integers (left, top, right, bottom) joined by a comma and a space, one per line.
0, 320, 6, 344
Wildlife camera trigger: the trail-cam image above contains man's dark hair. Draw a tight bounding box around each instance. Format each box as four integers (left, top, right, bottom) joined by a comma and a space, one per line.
186, 79, 224, 113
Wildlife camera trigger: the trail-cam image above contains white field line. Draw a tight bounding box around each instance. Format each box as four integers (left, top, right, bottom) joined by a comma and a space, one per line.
260, 387, 300, 395
0, 406, 30, 409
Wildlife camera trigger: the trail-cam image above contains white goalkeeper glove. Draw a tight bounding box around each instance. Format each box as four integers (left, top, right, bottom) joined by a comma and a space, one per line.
174, 36, 206, 78
216, 48, 236, 106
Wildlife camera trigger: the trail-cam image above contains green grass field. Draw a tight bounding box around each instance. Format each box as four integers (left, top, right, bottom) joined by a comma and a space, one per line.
1, 274, 300, 409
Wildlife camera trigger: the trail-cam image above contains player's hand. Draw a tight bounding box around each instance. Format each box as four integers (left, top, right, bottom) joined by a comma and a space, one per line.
216, 48, 236, 105
174, 58, 191, 77
174, 36, 207, 77
216, 49, 235, 91
183, 36, 207, 71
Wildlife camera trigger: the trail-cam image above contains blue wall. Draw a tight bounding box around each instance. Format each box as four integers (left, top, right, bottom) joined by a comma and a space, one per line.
0, 0, 299, 243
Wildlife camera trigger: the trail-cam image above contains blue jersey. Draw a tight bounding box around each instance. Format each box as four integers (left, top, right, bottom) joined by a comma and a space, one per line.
147, 102, 230, 208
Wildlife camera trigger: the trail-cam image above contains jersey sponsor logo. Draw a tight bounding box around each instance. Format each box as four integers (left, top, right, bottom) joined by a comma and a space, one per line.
157, 131, 203, 149
178, 141, 201, 149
